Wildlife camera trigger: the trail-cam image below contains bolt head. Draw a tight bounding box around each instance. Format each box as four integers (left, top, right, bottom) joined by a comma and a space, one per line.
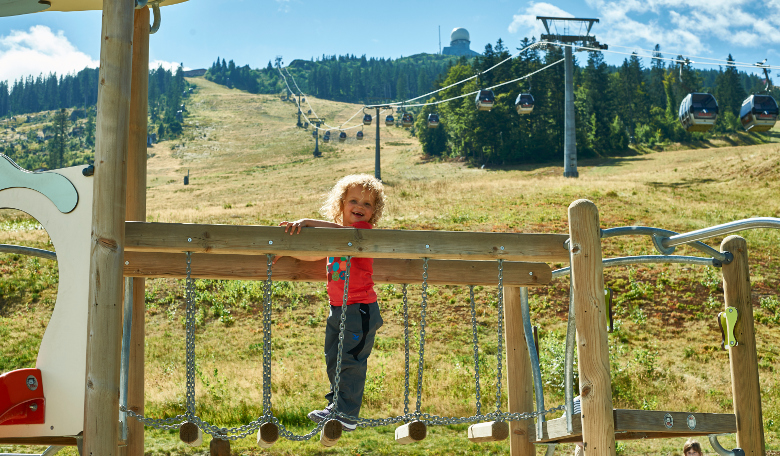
187, 238, 192, 242
348, 242, 353, 247
728, 308, 734, 313
125, 261, 129, 265
29, 403, 38, 411
500, 246, 505, 250
269, 240, 273, 245
730, 341, 736, 346
529, 272, 533, 276
425, 244, 430, 249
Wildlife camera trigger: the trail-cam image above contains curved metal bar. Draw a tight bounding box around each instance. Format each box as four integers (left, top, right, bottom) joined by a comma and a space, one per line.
708, 434, 738, 456
601, 226, 726, 261
552, 255, 716, 279
0, 243, 56, 261
150, 2, 161, 34
544, 443, 557, 456
665, 217, 780, 248
564, 281, 576, 434
520, 287, 545, 439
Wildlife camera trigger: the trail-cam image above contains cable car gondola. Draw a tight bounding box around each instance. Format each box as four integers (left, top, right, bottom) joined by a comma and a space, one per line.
515, 93, 534, 115
475, 89, 495, 111
427, 113, 440, 128
357, 131, 364, 140
301, 97, 305, 102
385, 115, 395, 126
311, 129, 317, 138
678, 93, 719, 132
323, 131, 330, 142
402, 113, 414, 128
739, 94, 779, 132
363, 114, 372, 126
339, 131, 347, 142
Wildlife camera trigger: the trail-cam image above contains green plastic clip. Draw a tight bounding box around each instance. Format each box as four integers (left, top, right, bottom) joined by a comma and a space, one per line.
718, 307, 739, 349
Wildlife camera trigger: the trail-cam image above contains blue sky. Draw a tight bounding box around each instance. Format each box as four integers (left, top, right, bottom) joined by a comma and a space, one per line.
1, 0, 778, 84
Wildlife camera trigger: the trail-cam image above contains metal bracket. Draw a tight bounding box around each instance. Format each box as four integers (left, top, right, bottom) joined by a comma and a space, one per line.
708, 434, 745, 456
718, 307, 739, 349
652, 233, 675, 255
150, 2, 161, 34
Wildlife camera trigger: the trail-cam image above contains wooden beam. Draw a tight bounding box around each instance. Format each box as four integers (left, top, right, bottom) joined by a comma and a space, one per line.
83, 0, 134, 454
124, 222, 570, 262
504, 286, 536, 456
721, 236, 766, 455
125, 7, 149, 456
123, 253, 552, 286
529, 410, 737, 443
0, 437, 79, 446
568, 200, 615, 456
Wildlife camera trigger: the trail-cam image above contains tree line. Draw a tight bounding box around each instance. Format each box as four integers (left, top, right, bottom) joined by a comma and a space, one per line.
205, 53, 459, 103
416, 39, 776, 165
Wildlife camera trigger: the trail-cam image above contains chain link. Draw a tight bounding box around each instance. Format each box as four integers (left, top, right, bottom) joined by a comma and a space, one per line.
402, 283, 410, 416
495, 259, 504, 415
185, 252, 196, 419
331, 256, 352, 415
262, 254, 273, 416
469, 285, 481, 415
415, 258, 429, 415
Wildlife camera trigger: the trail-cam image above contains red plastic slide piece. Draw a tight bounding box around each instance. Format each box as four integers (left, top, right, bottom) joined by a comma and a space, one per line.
0, 368, 45, 425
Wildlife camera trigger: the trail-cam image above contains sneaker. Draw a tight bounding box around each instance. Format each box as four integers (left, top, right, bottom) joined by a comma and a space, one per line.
307, 404, 357, 431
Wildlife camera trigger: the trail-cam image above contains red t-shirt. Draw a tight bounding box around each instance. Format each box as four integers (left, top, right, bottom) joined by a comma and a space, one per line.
327, 221, 377, 306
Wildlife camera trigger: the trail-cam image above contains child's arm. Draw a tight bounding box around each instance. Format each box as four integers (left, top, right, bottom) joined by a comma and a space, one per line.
275, 218, 343, 262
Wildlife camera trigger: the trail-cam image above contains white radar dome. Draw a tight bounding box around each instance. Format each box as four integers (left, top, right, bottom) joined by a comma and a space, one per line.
451, 27, 470, 42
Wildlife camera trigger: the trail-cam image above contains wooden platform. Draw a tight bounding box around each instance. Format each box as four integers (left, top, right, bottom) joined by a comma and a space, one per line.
527, 410, 737, 443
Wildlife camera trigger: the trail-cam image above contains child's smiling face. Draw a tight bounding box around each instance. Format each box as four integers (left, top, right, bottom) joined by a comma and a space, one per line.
342, 185, 375, 226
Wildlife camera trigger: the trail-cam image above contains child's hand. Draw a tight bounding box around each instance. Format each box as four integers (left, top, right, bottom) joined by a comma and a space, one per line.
279, 219, 309, 235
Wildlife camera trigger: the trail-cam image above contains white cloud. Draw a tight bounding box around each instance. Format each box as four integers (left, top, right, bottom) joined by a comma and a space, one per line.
275, 0, 290, 13
0, 26, 98, 84
150, 60, 192, 72
508, 2, 573, 39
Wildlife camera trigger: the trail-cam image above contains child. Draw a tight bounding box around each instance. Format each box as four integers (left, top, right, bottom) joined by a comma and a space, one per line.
279, 174, 386, 431
683, 439, 704, 456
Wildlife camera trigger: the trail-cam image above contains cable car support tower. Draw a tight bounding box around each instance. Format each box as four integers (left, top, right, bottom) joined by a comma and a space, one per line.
537, 16, 607, 178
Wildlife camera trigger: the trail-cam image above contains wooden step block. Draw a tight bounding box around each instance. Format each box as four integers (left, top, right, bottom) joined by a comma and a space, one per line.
320, 420, 342, 447
256, 422, 279, 449
209, 437, 230, 456
395, 420, 427, 445
179, 422, 202, 447
468, 421, 509, 442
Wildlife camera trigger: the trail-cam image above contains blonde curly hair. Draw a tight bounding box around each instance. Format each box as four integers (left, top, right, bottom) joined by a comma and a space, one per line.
321, 174, 386, 225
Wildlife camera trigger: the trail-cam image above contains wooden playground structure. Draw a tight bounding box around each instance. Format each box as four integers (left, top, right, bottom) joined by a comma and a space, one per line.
0, 1, 773, 455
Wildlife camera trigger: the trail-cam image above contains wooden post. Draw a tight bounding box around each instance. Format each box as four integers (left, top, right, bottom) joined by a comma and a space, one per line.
504, 286, 536, 456
83, 0, 134, 454
126, 7, 149, 456
568, 200, 615, 456
721, 236, 765, 455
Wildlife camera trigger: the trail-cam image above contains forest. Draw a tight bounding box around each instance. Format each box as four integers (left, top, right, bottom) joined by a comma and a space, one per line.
207, 39, 777, 165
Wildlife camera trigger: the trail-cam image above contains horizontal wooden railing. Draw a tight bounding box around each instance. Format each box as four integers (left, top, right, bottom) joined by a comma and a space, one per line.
123, 253, 552, 286
124, 222, 571, 262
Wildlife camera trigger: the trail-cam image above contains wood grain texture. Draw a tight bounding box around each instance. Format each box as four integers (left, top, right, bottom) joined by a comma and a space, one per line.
83, 0, 134, 454
721, 236, 766, 455
568, 199, 615, 456
0, 436, 79, 446
503, 286, 536, 456
125, 9, 149, 456
529, 410, 737, 443
395, 421, 427, 445
467, 421, 509, 442
319, 420, 342, 447
123, 253, 552, 286
209, 438, 230, 456
256, 422, 279, 449
124, 222, 570, 262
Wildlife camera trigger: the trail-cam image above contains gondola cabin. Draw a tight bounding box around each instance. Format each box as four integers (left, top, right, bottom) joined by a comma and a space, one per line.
475, 89, 495, 111
301, 97, 305, 102
427, 113, 440, 128
323, 132, 330, 142
311, 130, 317, 138
357, 131, 364, 140
515, 93, 534, 115
402, 113, 414, 128
385, 115, 395, 126
739, 94, 779, 132
363, 114, 372, 126
339, 131, 347, 142
679, 93, 719, 132
308, 110, 312, 115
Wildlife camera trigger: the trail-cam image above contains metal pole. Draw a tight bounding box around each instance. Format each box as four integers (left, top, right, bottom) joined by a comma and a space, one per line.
563, 45, 578, 178
314, 121, 320, 157
375, 107, 381, 181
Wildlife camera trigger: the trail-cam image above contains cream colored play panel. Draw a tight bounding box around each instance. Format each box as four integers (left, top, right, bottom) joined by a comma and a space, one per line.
0, 0, 189, 17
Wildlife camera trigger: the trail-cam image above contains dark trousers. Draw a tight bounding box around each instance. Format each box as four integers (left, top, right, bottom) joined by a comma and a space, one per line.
323, 302, 383, 418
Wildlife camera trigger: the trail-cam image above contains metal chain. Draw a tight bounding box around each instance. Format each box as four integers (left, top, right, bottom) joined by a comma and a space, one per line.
402, 284, 410, 416
415, 258, 429, 415
469, 285, 481, 415
184, 251, 196, 419
262, 254, 273, 416
331, 256, 352, 415
495, 259, 505, 415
